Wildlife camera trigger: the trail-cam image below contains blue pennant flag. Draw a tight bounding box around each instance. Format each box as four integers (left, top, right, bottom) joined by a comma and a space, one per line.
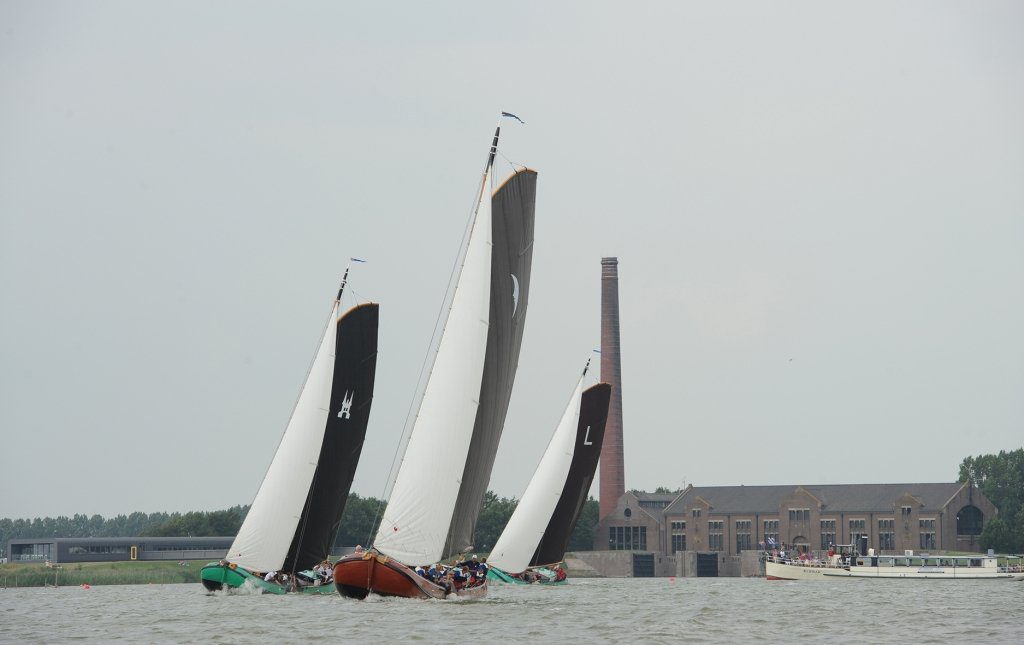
501, 111, 525, 124
350, 257, 367, 263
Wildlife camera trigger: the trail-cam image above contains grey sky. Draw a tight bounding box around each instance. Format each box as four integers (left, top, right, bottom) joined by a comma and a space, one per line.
1, 1, 1021, 518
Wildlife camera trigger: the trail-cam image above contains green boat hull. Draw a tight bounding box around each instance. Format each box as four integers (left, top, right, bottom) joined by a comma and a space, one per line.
487, 566, 568, 585
201, 563, 336, 595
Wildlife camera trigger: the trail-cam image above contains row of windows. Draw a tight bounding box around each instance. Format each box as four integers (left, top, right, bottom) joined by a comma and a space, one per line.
662, 517, 954, 550
68, 546, 129, 555
901, 506, 913, 516
788, 508, 811, 521
608, 526, 647, 551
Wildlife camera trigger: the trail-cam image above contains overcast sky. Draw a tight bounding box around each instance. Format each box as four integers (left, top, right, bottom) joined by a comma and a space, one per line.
1, 1, 1021, 519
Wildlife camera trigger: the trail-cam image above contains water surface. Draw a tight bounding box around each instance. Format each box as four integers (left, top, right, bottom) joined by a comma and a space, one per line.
2, 577, 1021, 643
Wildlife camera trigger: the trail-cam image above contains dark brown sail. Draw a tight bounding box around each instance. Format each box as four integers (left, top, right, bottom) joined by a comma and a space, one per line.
283, 303, 379, 573
530, 383, 611, 567
445, 168, 537, 555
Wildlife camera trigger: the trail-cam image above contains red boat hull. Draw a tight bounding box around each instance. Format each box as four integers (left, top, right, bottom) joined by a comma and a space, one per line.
333, 552, 487, 600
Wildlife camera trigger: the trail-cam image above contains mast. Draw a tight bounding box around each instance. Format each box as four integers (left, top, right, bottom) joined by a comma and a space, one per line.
372, 130, 500, 566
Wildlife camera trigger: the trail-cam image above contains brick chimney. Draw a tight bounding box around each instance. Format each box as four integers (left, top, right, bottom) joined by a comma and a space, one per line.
599, 257, 625, 519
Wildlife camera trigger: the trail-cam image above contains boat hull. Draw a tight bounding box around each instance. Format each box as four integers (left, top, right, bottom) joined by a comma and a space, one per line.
333, 553, 487, 599
765, 559, 851, 581
487, 566, 567, 585
827, 567, 1018, 580
200, 563, 336, 594
767, 558, 1020, 581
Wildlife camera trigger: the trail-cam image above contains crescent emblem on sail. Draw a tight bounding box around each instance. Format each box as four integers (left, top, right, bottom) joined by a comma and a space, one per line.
338, 390, 355, 420
511, 273, 520, 317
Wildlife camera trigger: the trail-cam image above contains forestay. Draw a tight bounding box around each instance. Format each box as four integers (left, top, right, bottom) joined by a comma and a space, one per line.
228, 303, 339, 573
373, 167, 494, 566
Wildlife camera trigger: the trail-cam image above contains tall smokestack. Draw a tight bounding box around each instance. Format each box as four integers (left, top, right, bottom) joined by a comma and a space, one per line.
599, 257, 625, 519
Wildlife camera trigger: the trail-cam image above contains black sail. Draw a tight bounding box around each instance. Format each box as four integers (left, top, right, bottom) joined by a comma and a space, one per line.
530, 383, 611, 567
445, 169, 537, 555
283, 303, 379, 572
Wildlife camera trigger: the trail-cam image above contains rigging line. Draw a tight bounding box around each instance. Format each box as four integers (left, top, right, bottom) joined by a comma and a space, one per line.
497, 149, 524, 174
368, 135, 497, 548
347, 286, 369, 306
234, 294, 341, 550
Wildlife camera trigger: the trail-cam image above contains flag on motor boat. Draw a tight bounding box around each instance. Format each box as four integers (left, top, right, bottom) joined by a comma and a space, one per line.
767, 536, 776, 546
501, 112, 525, 124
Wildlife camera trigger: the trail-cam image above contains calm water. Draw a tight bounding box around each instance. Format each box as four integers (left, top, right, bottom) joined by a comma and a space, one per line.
2, 577, 1022, 643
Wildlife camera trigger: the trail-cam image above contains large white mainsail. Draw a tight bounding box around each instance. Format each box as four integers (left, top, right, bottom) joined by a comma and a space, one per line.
227, 302, 339, 573
487, 374, 584, 574
373, 166, 494, 566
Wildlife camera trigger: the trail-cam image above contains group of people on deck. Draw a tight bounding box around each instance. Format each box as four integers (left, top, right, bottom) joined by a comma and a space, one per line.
512, 564, 567, 583
255, 558, 333, 589
415, 555, 488, 593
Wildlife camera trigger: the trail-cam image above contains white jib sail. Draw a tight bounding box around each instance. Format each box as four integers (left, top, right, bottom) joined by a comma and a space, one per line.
227, 302, 339, 573
374, 169, 493, 566
487, 374, 584, 574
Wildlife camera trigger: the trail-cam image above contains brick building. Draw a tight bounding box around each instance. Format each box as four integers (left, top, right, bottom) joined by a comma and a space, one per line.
597, 481, 995, 560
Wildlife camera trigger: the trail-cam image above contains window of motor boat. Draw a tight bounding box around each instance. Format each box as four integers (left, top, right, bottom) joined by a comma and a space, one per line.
908, 557, 924, 566
969, 558, 982, 567
923, 558, 940, 567
895, 557, 911, 567
878, 557, 895, 567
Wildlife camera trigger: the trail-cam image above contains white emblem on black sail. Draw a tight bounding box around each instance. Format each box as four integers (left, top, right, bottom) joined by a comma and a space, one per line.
338, 390, 355, 419
511, 273, 520, 317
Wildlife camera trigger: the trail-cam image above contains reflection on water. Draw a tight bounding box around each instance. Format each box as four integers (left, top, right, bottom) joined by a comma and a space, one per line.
1, 577, 1022, 643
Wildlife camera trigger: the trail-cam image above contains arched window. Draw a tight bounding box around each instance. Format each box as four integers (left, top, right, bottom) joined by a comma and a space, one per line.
956, 505, 983, 535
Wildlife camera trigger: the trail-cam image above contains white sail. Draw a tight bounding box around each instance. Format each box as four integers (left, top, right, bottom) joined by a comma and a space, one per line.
487, 375, 584, 574
227, 303, 338, 573
373, 168, 494, 566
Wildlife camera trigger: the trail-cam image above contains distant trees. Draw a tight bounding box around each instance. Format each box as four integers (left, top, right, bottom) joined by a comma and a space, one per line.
141, 506, 249, 537
471, 491, 518, 553
566, 497, 599, 551
959, 448, 1024, 553
332, 494, 384, 548
2, 491, 605, 560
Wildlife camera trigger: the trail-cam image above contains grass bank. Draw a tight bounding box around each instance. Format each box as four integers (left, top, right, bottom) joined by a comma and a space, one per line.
0, 560, 211, 587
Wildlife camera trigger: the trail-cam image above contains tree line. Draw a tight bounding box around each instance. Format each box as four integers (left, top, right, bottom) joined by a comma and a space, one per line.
959, 448, 1024, 553
1, 492, 601, 559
